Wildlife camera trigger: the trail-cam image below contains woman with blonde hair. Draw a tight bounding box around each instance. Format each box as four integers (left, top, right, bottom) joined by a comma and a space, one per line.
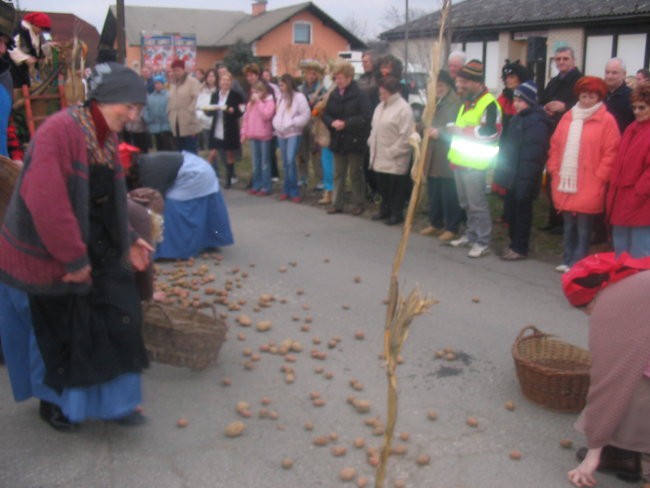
322, 61, 372, 216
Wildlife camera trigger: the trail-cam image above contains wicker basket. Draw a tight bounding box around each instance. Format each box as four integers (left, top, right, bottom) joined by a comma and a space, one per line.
512, 325, 591, 413
142, 302, 227, 371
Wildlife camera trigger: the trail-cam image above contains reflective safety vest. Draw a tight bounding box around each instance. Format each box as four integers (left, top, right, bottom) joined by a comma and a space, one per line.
447, 92, 501, 170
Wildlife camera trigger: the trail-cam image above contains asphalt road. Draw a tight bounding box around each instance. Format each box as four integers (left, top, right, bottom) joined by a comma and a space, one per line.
0, 190, 634, 488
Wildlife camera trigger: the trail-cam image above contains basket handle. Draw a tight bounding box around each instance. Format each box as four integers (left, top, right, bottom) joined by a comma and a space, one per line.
516, 325, 546, 341
192, 302, 218, 322
143, 301, 175, 326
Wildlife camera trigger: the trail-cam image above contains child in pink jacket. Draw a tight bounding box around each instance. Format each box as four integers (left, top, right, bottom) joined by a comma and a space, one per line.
241, 81, 276, 195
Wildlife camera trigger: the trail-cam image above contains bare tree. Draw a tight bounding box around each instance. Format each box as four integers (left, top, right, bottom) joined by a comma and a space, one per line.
380, 5, 427, 31
342, 16, 370, 42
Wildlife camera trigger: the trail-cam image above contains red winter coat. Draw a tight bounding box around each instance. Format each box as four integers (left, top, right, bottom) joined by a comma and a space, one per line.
606, 120, 650, 226
547, 104, 620, 214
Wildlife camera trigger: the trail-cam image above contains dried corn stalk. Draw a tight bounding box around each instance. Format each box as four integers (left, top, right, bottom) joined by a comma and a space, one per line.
375, 2, 451, 487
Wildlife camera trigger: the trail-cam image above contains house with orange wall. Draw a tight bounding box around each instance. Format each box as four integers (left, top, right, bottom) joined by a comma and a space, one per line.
98, 1, 365, 76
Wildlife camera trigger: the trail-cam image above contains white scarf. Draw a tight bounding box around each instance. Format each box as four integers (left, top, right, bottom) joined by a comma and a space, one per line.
557, 102, 602, 193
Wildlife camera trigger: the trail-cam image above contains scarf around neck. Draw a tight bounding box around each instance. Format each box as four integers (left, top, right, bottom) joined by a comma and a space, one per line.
557, 102, 602, 194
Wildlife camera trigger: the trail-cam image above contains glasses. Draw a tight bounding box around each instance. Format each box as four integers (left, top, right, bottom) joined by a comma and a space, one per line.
555, 57, 571, 61
632, 105, 649, 111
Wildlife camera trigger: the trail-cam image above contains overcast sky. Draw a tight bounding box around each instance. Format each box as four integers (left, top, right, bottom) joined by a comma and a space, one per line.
16, 0, 437, 40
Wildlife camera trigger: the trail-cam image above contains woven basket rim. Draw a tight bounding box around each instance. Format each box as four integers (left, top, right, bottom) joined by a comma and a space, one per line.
511, 325, 590, 374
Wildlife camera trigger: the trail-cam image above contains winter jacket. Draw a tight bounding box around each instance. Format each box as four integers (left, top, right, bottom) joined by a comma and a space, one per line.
272, 92, 311, 139
322, 80, 372, 155
494, 105, 553, 200
0, 106, 133, 295
208, 89, 243, 150
143, 89, 171, 134
167, 74, 202, 137
367, 93, 414, 175
606, 120, 650, 227
604, 83, 634, 134
240, 95, 275, 141
424, 90, 461, 178
547, 104, 620, 214
540, 67, 583, 127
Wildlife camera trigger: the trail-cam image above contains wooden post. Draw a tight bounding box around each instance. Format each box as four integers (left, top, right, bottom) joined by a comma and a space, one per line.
116, 0, 126, 64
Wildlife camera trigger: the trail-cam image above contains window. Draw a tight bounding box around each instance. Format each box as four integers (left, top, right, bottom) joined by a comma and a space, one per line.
294, 22, 311, 45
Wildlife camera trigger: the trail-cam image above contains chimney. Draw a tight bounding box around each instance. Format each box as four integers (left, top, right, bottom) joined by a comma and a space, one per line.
252, 0, 267, 16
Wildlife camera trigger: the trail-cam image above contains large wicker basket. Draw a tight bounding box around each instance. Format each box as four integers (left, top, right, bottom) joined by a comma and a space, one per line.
512, 325, 591, 413
142, 302, 227, 371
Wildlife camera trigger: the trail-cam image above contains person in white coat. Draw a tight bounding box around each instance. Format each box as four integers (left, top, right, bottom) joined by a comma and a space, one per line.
272, 74, 311, 202
367, 76, 415, 225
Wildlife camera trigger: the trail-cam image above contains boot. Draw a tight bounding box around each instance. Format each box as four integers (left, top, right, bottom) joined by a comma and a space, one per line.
318, 190, 332, 205
225, 163, 234, 189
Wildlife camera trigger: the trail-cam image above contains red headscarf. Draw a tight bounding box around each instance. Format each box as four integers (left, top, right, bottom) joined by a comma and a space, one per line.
24, 12, 51, 30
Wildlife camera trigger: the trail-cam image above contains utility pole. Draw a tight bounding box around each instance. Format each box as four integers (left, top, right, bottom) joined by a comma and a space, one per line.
404, 0, 409, 76
116, 0, 126, 63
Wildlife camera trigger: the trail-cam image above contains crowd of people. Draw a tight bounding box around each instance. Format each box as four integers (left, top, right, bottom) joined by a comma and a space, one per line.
123, 46, 646, 271
0, 6, 648, 484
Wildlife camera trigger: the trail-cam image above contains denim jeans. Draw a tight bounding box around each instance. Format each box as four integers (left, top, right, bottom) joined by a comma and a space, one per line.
427, 176, 463, 233
562, 212, 594, 266
278, 135, 301, 198
250, 139, 272, 193
321, 147, 334, 191
454, 168, 491, 246
612, 225, 650, 258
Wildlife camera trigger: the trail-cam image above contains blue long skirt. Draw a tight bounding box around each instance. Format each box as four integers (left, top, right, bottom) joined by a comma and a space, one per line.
154, 191, 234, 260
0, 283, 141, 423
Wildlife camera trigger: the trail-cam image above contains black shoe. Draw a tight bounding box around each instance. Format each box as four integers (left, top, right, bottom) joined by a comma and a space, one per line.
385, 215, 404, 226
576, 446, 641, 482
371, 212, 388, 221
39, 401, 78, 432
113, 411, 147, 427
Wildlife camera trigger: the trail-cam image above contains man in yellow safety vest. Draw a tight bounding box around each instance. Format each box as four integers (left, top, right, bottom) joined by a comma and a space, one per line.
446, 59, 501, 258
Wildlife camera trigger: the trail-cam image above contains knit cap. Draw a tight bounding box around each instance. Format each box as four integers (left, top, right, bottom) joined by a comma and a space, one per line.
456, 59, 484, 82
88, 62, 147, 105
437, 69, 454, 88
513, 80, 538, 106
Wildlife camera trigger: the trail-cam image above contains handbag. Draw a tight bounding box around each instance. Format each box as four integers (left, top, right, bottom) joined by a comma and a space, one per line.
311, 117, 330, 148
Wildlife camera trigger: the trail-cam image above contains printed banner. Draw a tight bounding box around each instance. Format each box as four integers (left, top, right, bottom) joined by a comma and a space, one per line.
141, 33, 197, 71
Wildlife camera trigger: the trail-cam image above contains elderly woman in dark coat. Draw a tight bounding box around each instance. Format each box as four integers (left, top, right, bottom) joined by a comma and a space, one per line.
322, 61, 372, 216
493, 80, 553, 260
0, 63, 152, 430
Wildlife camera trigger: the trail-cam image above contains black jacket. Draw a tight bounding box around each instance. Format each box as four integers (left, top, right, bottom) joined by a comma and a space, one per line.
209, 90, 243, 150
605, 83, 634, 134
322, 80, 372, 154
539, 67, 583, 127
494, 105, 553, 200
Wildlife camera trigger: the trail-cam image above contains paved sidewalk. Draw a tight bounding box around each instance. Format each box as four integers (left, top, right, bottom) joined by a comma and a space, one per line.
0, 190, 631, 488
